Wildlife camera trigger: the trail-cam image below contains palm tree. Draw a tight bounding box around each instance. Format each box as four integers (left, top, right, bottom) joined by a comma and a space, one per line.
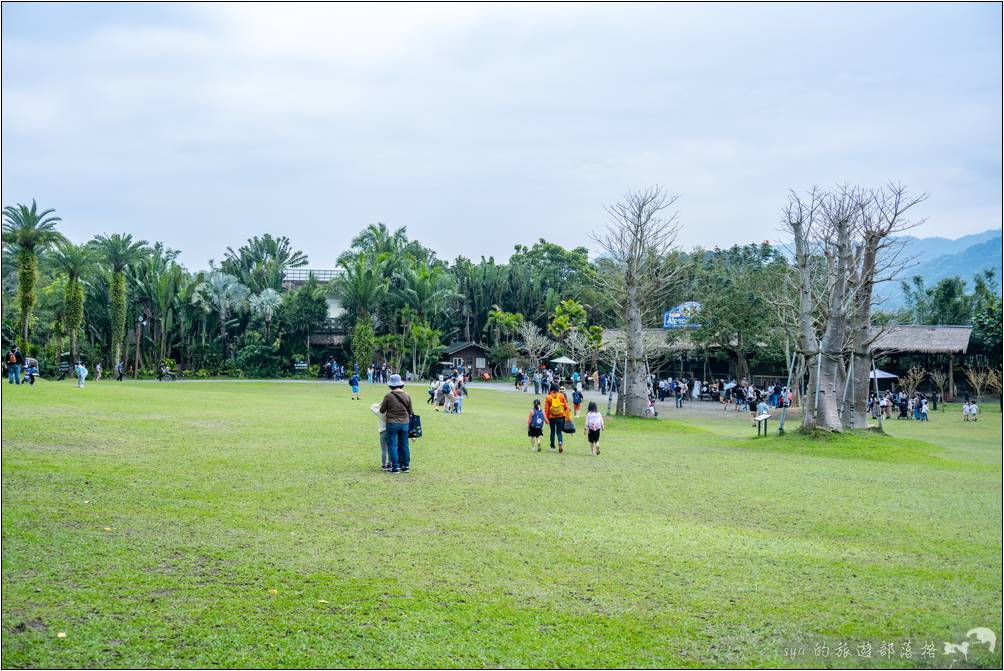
333, 253, 389, 319
2, 200, 65, 346
129, 244, 185, 367
191, 272, 249, 359
222, 234, 309, 293
249, 288, 283, 340
348, 223, 409, 258
394, 262, 460, 326
93, 233, 148, 368
51, 241, 96, 360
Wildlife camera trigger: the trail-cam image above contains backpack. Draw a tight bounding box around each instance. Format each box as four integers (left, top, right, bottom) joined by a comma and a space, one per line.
442, 382, 451, 394
547, 394, 566, 418
530, 409, 545, 429
572, 390, 582, 404
6, 352, 15, 364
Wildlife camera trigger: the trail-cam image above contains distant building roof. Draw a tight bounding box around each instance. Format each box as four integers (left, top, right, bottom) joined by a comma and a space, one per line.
600, 329, 684, 352
445, 341, 488, 356
871, 325, 973, 354
598, 325, 973, 356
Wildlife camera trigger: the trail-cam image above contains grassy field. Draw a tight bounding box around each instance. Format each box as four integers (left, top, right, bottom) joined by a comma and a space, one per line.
2, 380, 1001, 668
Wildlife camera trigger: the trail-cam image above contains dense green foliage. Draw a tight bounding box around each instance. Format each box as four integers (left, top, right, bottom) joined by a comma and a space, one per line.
2, 200, 65, 346
2, 382, 1001, 667
688, 243, 791, 379
898, 269, 1003, 362
350, 315, 376, 370
3, 199, 1000, 378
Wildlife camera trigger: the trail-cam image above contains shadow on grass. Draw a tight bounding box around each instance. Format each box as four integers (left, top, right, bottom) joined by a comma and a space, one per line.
734, 428, 952, 465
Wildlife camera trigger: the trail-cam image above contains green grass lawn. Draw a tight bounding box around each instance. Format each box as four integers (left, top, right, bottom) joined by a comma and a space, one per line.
2, 380, 1001, 668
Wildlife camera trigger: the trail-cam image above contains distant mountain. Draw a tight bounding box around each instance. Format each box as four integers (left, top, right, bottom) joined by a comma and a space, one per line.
875, 229, 1003, 308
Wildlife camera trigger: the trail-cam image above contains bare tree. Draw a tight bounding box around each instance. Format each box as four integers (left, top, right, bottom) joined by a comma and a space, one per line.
562, 330, 592, 375
518, 322, 556, 371
928, 370, 948, 411
846, 184, 927, 428
781, 184, 925, 431
593, 186, 682, 416
964, 367, 990, 404
901, 366, 927, 397
986, 367, 1003, 410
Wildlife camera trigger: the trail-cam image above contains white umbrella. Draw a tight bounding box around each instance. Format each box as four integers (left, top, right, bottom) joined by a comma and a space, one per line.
869, 369, 898, 379
550, 356, 578, 365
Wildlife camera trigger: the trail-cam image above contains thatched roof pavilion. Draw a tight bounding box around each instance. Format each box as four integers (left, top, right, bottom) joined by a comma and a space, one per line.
870, 325, 973, 354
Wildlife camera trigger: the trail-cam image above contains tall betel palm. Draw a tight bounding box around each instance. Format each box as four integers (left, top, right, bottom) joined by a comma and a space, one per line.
2, 200, 66, 347
93, 233, 149, 369
51, 241, 96, 360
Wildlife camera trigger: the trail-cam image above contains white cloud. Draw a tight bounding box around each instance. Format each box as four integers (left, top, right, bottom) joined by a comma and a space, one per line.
2, 3, 1000, 269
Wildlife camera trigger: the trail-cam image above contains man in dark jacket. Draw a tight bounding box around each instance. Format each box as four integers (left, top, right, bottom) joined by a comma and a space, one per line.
7, 347, 24, 385
378, 374, 414, 473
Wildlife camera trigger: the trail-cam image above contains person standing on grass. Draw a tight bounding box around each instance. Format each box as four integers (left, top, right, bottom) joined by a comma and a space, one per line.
23, 357, 38, 385
585, 401, 605, 456
370, 402, 390, 471
969, 400, 978, 422
349, 371, 361, 400
572, 387, 583, 417
7, 346, 23, 385
379, 374, 413, 473
545, 383, 570, 453
74, 361, 88, 388
95, 362, 102, 381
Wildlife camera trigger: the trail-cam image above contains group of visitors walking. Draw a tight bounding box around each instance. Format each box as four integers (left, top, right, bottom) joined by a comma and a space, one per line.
427, 371, 467, 413
526, 384, 604, 456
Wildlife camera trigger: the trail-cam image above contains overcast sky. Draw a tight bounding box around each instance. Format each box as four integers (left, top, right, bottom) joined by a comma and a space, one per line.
3, 2, 1001, 270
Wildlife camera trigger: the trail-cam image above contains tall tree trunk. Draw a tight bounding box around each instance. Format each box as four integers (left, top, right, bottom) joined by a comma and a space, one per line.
948, 357, 955, 399
18, 253, 37, 348
624, 286, 649, 416
219, 311, 229, 359
845, 233, 880, 429
803, 215, 853, 431
133, 319, 142, 377
735, 349, 750, 382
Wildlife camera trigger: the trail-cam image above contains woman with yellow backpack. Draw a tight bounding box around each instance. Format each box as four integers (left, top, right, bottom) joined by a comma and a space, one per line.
544, 383, 571, 452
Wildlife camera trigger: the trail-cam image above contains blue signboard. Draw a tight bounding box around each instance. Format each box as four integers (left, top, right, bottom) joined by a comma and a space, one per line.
663, 301, 701, 329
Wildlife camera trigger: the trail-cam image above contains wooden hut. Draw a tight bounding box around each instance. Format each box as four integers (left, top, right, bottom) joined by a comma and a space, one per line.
870, 325, 973, 398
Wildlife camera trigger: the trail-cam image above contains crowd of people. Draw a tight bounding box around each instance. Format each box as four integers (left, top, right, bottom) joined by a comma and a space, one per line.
868, 389, 944, 422
427, 370, 469, 413
511, 366, 595, 396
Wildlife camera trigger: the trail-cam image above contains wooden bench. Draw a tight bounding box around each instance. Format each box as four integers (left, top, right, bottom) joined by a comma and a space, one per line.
755, 413, 771, 437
